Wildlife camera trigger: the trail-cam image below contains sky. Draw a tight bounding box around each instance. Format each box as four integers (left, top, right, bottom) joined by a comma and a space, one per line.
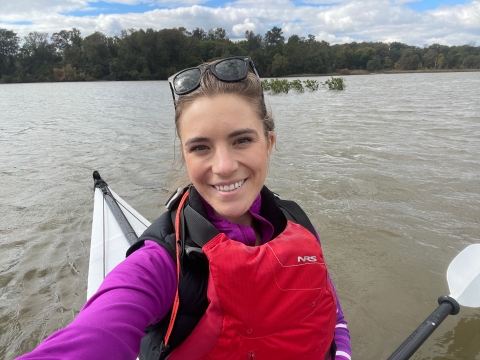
1, 0, 479, 46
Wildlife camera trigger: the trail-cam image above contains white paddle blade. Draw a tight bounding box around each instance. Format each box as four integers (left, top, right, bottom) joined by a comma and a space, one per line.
447, 244, 480, 308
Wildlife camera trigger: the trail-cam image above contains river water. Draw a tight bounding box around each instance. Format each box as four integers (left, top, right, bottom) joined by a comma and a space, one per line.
1, 72, 479, 359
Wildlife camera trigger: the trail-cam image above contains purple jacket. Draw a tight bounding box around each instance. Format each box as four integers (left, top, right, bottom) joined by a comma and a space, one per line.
17, 195, 351, 360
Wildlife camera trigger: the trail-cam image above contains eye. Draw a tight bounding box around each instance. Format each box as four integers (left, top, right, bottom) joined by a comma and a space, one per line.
187, 145, 209, 153
234, 136, 253, 145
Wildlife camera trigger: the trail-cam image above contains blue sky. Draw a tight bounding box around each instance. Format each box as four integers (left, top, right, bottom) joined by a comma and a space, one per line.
1, 0, 479, 46
64, 0, 237, 16
405, 0, 467, 10
62, 0, 470, 15
64, 3, 164, 17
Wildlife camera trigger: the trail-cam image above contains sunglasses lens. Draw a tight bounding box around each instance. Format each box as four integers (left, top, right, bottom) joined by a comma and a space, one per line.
173, 68, 202, 94
214, 59, 247, 81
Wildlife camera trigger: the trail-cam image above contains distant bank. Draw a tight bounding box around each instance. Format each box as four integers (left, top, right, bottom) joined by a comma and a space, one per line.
2, 26, 480, 84
285, 68, 480, 77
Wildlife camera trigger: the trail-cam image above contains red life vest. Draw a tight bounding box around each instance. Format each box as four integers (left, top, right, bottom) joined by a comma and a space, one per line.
168, 220, 337, 360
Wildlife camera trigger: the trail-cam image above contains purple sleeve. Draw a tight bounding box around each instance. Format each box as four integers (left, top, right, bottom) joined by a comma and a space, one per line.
16, 241, 177, 360
315, 230, 352, 360
329, 275, 351, 360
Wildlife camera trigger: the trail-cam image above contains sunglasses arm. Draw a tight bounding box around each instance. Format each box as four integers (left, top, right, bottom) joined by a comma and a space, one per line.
169, 82, 178, 110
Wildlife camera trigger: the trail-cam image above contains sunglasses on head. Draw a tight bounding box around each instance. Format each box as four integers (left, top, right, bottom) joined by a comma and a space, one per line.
168, 56, 260, 109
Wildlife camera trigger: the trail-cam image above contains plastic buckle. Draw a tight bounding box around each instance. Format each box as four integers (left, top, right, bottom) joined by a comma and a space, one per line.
165, 187, 185, 210
159, 341, 170, 359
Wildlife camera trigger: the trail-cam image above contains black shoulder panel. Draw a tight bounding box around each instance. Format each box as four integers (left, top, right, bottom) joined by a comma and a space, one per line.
126, 210, 176, 260
276, 198, 317, 237
259, 186, 317, 239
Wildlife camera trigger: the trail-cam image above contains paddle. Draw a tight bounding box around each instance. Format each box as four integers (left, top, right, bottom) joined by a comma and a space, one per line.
387, 244, 480, 360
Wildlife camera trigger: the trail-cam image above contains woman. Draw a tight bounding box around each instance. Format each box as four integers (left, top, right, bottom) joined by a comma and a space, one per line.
17, 56, 351, 360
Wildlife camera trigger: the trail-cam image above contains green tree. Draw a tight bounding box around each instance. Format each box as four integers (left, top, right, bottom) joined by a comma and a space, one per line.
462, 54, 480, 68
0, 28, 20, 76
4, 25, 480, 83
395, 51, 421, 70
51, 28, 83, 67
303, 38, 329, 74
270, 53, 290, 76
245, 30, 263, 52
83, 31, 111, 78
115, 28, 162, 79
332, 44, 354, 70
282, 35, 304, 74
372, 42, 389, 61
422, 49, 438, 69
388, 42, 409, 63
383, 56, 393, 69
354, 47, 376, 69
264, 27, 284, 51
0, 29, 19, 57
445, 49, 462, 69
191, 28, 207, 41
155, 27, 190, 77
208, 28, 228, 41
437, 53, 446, 69
20, 32, 59, 81
366, 55, 382, 72
264, 26, 284, 74
21, 32, 55, 60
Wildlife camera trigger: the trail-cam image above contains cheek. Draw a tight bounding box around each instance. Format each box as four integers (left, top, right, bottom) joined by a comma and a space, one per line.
183, 155, 204, 183
252, 152, 270, 176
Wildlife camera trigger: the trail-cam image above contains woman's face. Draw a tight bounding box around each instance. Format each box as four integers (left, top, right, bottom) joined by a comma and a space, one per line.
178, 94, 275, 225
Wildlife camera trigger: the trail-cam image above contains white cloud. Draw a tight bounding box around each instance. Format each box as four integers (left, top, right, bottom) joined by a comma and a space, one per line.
281, 23, 304, 39
232, 18, 258, 36
430, 1, 480, 28
0, 0, 479, 46
1, 0, 88, 16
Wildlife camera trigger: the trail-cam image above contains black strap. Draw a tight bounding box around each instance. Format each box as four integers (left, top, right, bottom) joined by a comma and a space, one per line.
184, 204, 219, 248
277, 199, 317, 237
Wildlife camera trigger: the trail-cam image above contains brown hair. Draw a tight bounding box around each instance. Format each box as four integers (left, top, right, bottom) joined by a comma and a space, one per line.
174, 70, 275, 139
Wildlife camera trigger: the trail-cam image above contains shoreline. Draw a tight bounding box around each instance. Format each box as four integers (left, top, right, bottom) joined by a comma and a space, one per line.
2, 68, 479, 85
287, 68, 480, 77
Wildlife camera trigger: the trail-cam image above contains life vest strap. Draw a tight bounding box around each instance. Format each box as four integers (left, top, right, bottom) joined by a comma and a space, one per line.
184, 204, 219, 248
163, 190, 190, 348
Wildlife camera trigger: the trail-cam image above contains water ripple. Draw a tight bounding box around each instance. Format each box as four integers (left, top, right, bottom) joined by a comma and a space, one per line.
1, 73, 479, 359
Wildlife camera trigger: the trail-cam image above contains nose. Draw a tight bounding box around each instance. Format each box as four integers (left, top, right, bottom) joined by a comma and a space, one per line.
212, 146, 238, 176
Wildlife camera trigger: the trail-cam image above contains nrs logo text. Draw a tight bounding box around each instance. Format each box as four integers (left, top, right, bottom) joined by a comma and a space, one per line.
297, 256, 317, 263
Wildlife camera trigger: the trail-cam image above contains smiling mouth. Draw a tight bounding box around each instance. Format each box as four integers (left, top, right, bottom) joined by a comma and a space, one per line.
214, 179, 246, 192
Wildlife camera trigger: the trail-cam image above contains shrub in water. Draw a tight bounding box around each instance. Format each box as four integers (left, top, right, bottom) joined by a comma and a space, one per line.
266, 79, 290, 94
303, 79, 319, 91
290, 79, 304, 93
261, 79, 272, 91
262, 79, 321, 94
323, 77, 346, 90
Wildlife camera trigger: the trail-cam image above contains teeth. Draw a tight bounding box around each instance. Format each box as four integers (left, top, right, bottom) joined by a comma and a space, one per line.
215, 180, 245, 192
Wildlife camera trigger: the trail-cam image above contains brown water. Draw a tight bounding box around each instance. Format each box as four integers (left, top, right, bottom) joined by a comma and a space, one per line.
1, 73, 479, 359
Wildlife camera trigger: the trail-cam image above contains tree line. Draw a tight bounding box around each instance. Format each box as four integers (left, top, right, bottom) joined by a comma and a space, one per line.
1, 26, 479, 83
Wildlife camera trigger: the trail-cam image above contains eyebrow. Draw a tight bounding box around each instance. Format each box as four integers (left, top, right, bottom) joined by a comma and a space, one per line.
184, 128, 259, 146
184, 136, 209, 146
228, 128, 259, 138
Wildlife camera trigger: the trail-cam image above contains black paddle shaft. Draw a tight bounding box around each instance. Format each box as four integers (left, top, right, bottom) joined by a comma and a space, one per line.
387, 296, 460, 360
93, 171, 138, 246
